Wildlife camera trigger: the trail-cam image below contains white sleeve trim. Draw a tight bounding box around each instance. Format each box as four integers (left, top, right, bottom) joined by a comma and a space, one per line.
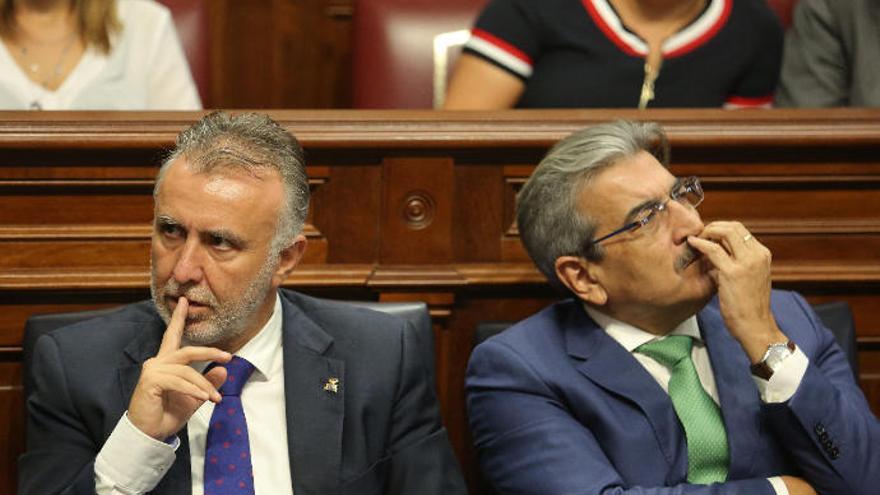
94, 412, 178, 495
768, 475, 790, 495
465, 35, 533, 78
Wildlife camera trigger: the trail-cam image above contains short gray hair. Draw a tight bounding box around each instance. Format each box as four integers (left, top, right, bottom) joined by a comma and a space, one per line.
516, 120, 669, 290
154, 111, 309, 251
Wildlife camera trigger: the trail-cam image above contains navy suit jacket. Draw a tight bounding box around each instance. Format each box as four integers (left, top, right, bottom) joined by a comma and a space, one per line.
467, 290, 879, 494
20, 289, 466, 495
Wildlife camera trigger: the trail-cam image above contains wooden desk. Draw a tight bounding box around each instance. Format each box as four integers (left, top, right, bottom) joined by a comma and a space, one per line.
2, 109, 879, 493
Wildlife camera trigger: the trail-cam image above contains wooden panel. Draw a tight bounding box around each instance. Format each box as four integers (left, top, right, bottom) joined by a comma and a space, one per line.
210, 0, 353, 108
311, 164, 382, 263
380, 157, 455, 263
0, 363, 23, 494
1, 109, 880, 495
454, 164, 505, 262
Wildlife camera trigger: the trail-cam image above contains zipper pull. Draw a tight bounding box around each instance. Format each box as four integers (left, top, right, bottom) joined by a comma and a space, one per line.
639, 61, 661, 109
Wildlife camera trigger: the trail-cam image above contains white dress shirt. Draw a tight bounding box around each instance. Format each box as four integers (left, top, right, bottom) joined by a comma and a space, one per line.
0, 0, 201, 110
583, 305, 809, 495
95, 293, 293, 495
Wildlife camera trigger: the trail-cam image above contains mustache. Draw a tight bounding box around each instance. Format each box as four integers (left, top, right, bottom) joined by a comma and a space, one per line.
674, 245, 701, 271
161, 281, 217, 307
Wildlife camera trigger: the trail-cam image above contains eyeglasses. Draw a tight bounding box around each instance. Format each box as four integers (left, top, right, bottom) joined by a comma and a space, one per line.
589, 176, 704, 245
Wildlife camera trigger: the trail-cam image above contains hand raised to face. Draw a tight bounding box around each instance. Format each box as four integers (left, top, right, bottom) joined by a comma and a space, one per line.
687, 221, 788, 363
128, 297, 233, 440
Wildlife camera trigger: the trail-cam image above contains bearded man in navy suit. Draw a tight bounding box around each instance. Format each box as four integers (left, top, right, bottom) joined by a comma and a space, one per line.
20, 112, 466, 495
467, 120, 879, 495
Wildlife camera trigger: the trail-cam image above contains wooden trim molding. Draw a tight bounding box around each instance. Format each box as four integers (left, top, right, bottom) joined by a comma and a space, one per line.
0, 108, 879, 148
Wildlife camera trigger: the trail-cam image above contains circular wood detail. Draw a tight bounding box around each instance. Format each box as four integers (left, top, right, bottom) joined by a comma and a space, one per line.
402, 191, 435, 230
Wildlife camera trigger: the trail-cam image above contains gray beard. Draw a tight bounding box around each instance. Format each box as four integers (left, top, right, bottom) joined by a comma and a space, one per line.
150, 254, 278, 347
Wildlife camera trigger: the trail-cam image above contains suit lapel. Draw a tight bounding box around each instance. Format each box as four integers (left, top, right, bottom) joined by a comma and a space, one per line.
698, 305, 764, 479
565, 304, 688, 482
118, 317, 194, 494
280, 295, 345, 495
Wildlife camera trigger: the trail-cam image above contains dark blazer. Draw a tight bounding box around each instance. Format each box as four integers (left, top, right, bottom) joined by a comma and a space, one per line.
19, 289, 466, 495
467, 290, 879, 494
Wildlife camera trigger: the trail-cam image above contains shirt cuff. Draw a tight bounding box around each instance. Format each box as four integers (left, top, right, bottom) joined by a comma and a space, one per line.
754, 347, 809, 403
94, 412, 178, 494
768, 476, 790, 495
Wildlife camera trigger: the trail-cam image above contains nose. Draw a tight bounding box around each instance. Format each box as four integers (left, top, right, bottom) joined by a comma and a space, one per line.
171, 237, 205, 285
668, 199, 704, 243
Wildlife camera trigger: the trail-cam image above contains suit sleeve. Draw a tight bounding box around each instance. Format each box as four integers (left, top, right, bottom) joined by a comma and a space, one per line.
726, 6, 783, 108
385, 320, 468, 494
775, 0, 847, 107
18, 334, 99, 495
462, 0, 541, 81
467, 339, 777, 494
763, 292, 880, 495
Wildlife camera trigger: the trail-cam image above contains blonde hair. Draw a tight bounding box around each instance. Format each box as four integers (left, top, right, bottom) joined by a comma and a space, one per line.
0, 0, 121, 54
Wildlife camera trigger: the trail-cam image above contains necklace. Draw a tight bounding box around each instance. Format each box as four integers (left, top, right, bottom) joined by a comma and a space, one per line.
16, 32, 77, 90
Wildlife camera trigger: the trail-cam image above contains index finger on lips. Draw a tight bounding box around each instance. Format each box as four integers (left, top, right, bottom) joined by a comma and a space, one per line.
688, 235, 735, 272
158, 296, 188, 356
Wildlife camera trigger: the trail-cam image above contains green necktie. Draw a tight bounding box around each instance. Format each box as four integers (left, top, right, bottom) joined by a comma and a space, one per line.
636, 335, 729, 484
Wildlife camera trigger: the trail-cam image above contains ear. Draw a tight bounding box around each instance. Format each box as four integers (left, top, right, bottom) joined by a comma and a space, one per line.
271, 234, 307, 287
554, 255, 607, 306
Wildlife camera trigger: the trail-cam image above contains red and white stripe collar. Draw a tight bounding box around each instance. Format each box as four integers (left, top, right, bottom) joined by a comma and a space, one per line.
583, 0, 732, 58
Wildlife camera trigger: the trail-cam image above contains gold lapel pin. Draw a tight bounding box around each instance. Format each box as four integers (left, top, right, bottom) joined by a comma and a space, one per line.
323, 377, 339, 394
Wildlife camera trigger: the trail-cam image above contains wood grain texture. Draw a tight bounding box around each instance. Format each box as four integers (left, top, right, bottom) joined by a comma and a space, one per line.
1, 109, 879, 494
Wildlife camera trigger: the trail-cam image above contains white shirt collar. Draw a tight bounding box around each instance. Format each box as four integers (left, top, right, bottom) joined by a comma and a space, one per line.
582, 302, 702, 352
234, 292, 284, 381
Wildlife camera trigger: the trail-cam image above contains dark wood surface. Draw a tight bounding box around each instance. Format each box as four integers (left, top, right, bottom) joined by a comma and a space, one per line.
209, 0, 355, 109
2, 109, 879, 494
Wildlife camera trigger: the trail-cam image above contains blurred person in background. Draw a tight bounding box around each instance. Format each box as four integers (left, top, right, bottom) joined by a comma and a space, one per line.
776, 0, 880, 107
0, 0, 201, 110
444, 0, 783, 109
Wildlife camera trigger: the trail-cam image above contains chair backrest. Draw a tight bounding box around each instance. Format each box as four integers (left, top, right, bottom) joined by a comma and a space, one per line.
344, 300, 436, 388
351, 0, 487, 108
23, 300, 435, 401
765, 0, 799, 28
157, 0, 211, 106
473, 300, 860, 378
473, 321, 512, 348
811, 301, 859, 380
22, 306, 124, 400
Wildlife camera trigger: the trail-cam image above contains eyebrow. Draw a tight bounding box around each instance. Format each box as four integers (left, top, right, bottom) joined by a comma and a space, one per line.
155, 215, 248, 248
621, 178, 683, 224
203, 228, 247, 248
155, 214, 179, 228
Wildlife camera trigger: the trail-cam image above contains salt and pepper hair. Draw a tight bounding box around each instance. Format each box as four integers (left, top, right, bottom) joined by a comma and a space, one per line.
154, 111, 309, 252
516, 120, 670, 290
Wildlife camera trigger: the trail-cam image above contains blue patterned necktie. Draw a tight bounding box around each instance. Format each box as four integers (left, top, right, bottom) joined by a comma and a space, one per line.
636, 335, 730, 484
204, 356, 256, 495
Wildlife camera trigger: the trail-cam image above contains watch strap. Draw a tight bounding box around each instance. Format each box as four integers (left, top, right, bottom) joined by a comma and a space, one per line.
750, 340, 795, 380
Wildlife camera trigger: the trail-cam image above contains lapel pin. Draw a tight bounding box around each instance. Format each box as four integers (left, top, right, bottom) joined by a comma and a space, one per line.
323, 377, 339, 394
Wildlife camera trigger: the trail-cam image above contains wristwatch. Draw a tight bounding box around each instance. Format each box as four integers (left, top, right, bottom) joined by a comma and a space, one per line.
750, 340, 796, 380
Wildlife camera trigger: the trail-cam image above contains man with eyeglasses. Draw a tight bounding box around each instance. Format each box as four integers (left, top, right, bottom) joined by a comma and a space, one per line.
466, 120, 879, 494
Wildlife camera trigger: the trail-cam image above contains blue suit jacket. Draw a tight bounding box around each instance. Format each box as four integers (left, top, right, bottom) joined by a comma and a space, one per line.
467, 290, 879, 494
20, 290, 466, 495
